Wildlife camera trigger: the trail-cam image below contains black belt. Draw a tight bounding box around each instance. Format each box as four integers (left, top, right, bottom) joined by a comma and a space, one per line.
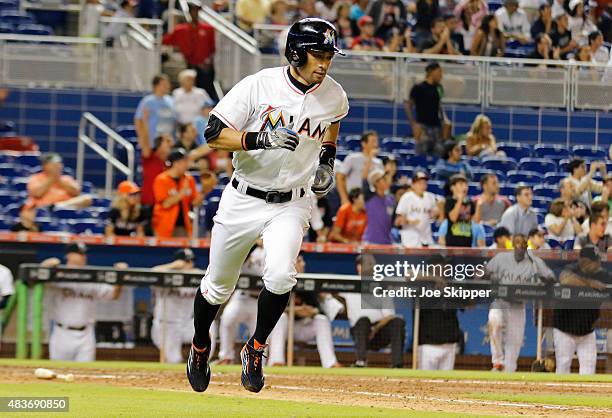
56, 323, 87, 331
232, 178, 305, 204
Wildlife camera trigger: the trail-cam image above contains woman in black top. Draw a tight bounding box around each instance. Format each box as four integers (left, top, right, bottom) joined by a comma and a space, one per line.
471, 14, 505, 57
105, 181, 147, 237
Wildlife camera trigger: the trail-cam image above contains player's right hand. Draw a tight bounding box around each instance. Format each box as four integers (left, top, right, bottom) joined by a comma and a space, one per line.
257, 127, 299, 151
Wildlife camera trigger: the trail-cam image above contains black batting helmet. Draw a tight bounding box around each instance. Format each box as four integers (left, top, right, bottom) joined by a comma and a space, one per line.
285, 18, 344, 67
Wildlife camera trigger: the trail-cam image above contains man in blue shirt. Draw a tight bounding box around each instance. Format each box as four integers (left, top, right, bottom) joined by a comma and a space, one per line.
135, 74, 177, 152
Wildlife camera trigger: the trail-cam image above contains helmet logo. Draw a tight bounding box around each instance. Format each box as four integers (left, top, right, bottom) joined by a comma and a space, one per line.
323, 29, 335, 46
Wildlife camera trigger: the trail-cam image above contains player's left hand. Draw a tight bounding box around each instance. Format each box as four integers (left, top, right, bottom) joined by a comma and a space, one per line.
312, 164, 334, 197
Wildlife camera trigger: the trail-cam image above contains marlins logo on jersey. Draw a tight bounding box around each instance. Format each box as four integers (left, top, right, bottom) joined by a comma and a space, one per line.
259, 105, 292, 131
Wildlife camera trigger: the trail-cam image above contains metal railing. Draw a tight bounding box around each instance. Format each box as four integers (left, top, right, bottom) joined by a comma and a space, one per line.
0, 33, 159, 90
99, 16, 164, 46
77, 112, 135, 199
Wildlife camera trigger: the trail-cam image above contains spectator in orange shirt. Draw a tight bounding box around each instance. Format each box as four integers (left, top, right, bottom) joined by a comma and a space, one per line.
27, 153, 91, 208
329, 187, 367, 244
152, 149, 203, 238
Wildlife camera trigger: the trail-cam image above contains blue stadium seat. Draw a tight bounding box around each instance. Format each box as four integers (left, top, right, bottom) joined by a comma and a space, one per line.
381, 137, 406, 152
82, 181, 94, 194
466, 157, 481, 167
0, 0, 18, 10
533, 185, 558, 200
481, 157, 517, 172
544, 173, 566, 185
53, 208, 89, 219
0, 163, 17, 178
499, 183, 517, 198
572, 146, 607, 160
16, 24, 52, 36
533, 144, 570, 161
344, 135, 361, 151
3, 203, 20, 217
217, 172, 230, 186
468, 182, 480, 196
0, 191, 17, 207
428, 180, 444, 196
336, 149, 348, 161
70, 219, 104, 234
558, 159, 570, 172
482, 223, 495, 235
406, 155, 438, 168
91, 197, 112, 208
0, 21, 12, 33
204, 196, 220, 231
518, 158, 557, 174
0, 10, 34, 26
506, 170, 541, 185
531, 196, 550, 211
10, 177, 29, 192
116, 125, 137, 139
396, 165, 412, 178
546, 238, 574, 251
15, 153, 41, 167
496, 142, 532, 161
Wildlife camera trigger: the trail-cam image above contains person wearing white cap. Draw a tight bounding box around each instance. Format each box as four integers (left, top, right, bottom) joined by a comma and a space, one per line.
173, 69, 212, 125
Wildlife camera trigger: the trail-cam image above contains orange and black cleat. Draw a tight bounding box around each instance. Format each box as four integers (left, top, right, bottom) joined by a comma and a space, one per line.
186, 343, 211, 392
240, 342, 267, 393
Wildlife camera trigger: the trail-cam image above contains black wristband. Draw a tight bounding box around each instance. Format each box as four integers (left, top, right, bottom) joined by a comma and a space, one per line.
319, 142, 336, 169
242, 132, 260, 150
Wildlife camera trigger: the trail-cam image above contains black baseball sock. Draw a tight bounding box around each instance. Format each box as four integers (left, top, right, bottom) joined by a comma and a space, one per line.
248, 288, 290, 347
192, 289, 220, 350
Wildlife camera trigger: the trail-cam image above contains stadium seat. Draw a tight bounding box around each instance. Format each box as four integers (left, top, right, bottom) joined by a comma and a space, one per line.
70, 219, 104, 234
15, 153, 41, 167
572, 146, 607, 160
0, 10, 34, 26
481, 157, 517, 172
558, 159, 570, 172
531, 196, 550, 211
204, 196, 220, 231
406, 155, 438, 168
116, 125, 137, 139
91, 197, 112, 208
53, 208, 89, 220
468, 182, 480, 196
518, 158, 557, 174
0, 191, 17, 207
0, 0, 18, 10
217, 172, 230, 186
336, 149, 348, 161
395, 165, 411, 178
0, 163, 17, 178
542, 173, 565, 186
499, 183, 517, 197
0, 21, 12, 33
496, 142, 532, 161
3, 203, 20, 217
16, 23, 52, 36
533, 144, 570, 161
428, 180, 444, 195
506, 170, 541, 185
381, 137, 405, 152
344, 135, 361, 151
533, 185, 558, 200
10, 177, 29, 192
81, 181, 94, 194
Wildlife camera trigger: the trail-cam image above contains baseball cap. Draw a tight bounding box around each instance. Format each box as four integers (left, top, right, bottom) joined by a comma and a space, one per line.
117, 180, 140, 195
178, 69, 197, 82
40, 152, 62, 165
367, 169, 386, 191
579, 246, 600, 262
358, 15, 374, 27
167, 148, 188, 165
174, 248, 195, 262
412, 171, 429, 182
66, 242, 87, 255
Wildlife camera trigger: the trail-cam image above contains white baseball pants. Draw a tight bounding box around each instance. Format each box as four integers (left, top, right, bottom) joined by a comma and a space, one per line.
488, 304, 525, 372
553, 328, 597, 375
151, 320, 193, 364
200, 183, 310, 305
418, 343, 456, 371
268, 313, 339, 368
49, 324, 95, 362
219, 291, 258, 361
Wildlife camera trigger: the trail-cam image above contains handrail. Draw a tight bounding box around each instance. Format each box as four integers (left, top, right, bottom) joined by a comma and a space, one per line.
127, 29, 154, 51
199, 5, 258, 54
0, 34, 101, 44
77, 112, 135, 199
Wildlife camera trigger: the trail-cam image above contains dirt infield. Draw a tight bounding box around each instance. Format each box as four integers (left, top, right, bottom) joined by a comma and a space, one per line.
3, 363, 612, 417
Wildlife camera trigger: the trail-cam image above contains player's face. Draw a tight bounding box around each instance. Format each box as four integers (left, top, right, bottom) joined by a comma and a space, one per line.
66, 252, 86, 267
304, 50, 335, 84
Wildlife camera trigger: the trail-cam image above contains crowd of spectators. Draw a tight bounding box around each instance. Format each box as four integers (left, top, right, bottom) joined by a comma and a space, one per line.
232, 0, 611, 63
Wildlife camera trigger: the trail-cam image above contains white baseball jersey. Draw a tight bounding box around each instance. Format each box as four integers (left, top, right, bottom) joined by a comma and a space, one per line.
153, 287, 197, 323
50, 283, 116, 328
210, 66, 349, 191
0, 264, 14, 299
395, 191, 438, 247
341, 293, 395, 327
486, 252, 554, 285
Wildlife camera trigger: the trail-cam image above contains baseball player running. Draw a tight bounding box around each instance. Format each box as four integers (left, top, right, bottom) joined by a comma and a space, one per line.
187, 18, 349, 393
486, 234, 555, 372
0, 263, 14, 350
151, 249, 202, 364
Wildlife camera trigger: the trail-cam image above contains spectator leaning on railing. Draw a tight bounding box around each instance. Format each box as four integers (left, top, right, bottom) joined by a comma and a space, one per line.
328, 187, 367, 244
162, 0, 218, 101
470, 14, 506, 56
152, 149, 203, 238
27, 153, 92, 209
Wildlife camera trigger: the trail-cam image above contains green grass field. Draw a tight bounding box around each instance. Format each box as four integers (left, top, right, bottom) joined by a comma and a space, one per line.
1, 359, 611, 417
